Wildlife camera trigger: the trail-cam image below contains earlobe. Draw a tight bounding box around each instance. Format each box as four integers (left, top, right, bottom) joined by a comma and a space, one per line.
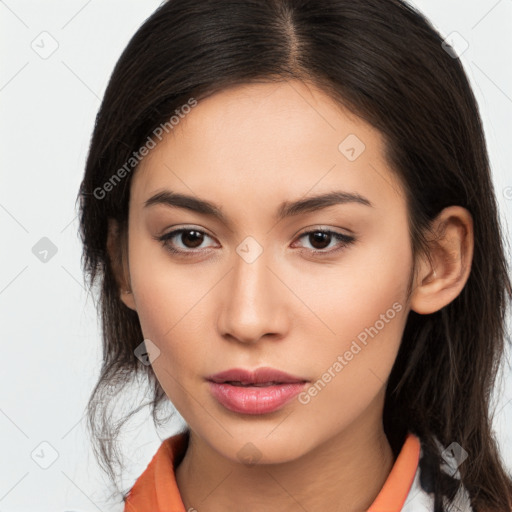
410, 206, 474, 315
106, 219, 137, 311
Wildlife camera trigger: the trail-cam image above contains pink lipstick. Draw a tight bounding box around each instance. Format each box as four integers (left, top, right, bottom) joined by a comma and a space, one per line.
206, 367, 309, 415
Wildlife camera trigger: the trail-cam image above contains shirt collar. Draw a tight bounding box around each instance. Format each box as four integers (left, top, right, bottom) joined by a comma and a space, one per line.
367, 432, 421, 511
125, 430, 421, 512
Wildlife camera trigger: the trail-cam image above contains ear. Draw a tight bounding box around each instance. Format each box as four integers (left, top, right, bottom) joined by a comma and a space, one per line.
106, 218, 137, 311
410, 206, 474, 315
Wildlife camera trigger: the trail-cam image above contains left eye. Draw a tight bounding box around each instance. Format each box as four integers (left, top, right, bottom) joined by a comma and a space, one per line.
156, 228, 355, 255
293, 229, 355, 253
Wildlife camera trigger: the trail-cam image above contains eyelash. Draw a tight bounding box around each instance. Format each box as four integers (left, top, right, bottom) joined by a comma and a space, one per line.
155, 227, 356, 257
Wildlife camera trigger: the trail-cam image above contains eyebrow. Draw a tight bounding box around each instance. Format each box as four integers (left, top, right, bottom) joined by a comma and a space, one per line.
144, 189, 373, 224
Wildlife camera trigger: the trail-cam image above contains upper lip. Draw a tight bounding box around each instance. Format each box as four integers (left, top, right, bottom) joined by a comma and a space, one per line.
206, 367, 309, 385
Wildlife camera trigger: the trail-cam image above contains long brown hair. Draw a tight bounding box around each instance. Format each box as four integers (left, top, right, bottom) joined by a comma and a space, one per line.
77, 0, 512, 509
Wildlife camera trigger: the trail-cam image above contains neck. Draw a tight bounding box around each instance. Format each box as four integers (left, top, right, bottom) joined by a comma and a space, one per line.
175, 400, 395, 512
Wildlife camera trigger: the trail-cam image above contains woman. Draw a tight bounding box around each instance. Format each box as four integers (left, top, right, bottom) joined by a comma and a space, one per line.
78, 0, 512, 510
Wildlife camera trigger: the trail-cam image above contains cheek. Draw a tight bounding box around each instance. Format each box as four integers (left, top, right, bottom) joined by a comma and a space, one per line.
126, 232, 221, 407
294, 219, 411, 343
131, 273, 208, 415
294, 294, 408, 441
128, 227, 207, 337
292, 227, 411, 409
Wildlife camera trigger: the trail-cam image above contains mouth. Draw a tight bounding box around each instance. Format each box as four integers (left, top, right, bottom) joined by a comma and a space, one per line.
206, 367, 309, 415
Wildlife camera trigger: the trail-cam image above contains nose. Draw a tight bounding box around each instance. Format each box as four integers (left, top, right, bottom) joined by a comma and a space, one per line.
217, 247, 290, 345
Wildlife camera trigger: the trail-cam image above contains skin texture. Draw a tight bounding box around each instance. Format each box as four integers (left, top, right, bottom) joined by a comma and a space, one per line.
109, 80, 474, 512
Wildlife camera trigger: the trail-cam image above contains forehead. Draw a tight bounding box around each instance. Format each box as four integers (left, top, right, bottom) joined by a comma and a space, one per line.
131, 80, 404, 213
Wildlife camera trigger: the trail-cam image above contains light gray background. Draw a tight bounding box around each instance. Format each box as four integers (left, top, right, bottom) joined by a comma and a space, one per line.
1, 1, 511, 510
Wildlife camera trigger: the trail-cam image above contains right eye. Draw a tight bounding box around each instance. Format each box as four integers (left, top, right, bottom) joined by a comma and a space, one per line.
156, 227, 218, 255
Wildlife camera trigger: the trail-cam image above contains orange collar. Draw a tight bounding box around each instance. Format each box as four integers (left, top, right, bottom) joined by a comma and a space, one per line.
367, 432, 421, 511
124, 431, 421, 512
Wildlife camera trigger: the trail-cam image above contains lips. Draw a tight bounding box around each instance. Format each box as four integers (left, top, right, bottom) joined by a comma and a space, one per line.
206, 367, 309, 415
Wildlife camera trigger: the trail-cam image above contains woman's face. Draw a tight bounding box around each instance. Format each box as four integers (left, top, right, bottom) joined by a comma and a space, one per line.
122, 80, 414, 463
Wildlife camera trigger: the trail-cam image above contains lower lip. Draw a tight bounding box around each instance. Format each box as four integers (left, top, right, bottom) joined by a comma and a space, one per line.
208, 381, 308, 415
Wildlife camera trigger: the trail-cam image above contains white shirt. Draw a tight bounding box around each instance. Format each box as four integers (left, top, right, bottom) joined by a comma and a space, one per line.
401, 443, 474, 511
